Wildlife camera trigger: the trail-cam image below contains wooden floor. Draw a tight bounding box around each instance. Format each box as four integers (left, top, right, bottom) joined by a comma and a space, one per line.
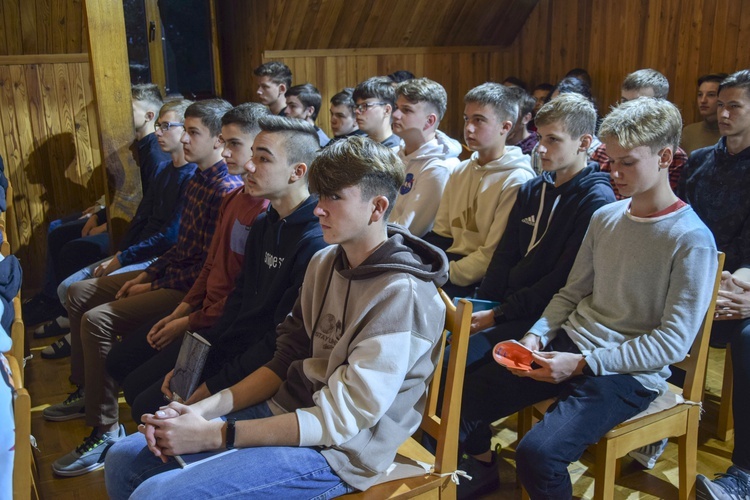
26, 330, 734, 499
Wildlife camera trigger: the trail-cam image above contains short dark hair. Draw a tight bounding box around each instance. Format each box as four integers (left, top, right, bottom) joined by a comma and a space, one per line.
258, 115, 320, 168
564, 68, 592, 87
506, 87, 536, 118
309, 136, 405, 219
221, 102, 270, 135
353, 77, 396, 107
698, 72, 729, 87
465, 82, 519, 123
533, 83, 555, 93
387, 70, 415, 83
719, 70, 750, 99
395, 78, 448, 121
553, 77, 594, 103
502, 76, 528, 91
330, 88, 356, 116
286, 83, 323, 121
131, 83, 163, 111
622, 69, 669, 99
253, 61, 292, 89
184, 99, 233, 137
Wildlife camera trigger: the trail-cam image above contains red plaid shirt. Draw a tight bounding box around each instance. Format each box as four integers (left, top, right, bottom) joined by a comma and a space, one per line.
591, 144, 687, 200
146, 160, 243, 291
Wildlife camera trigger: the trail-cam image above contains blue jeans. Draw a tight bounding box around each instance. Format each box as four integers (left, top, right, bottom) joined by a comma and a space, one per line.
459, 331, 657, 499
105, 402, 354, 499
57, 257, 155, 309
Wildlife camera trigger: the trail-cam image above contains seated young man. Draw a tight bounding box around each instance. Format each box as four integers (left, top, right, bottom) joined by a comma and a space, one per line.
284, 83, 330, 147
590, 69, 688, 198
682, 69, 750, 499
23, 83, 171, 328
46, 99, 241, 477
103, 136, 450, 499
455, 97, 717, 499
506, 87, 539, 155
124, 117, 327, 421
681, 73, 728, 155
466, 93, 615, 368
424, 82, 534, 297
390, 77, 461, 237
353, 76, 402, 151
253, 61, 292, 116
327, 87, 364, 142
103, 103, 271, 409
39, 99, 197, 361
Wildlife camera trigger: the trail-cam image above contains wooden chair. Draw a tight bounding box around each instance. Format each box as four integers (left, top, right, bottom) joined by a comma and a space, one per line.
7, 353, 38, 500
9, 293, 24, 379
519, 252, 724, 500
344, 289, 472, 499
716, 344, 734, 441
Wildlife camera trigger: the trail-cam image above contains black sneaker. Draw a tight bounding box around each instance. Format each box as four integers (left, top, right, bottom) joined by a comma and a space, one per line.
22, 294, 64, 326
456, 452, 499, 500
697, 465, 750, 499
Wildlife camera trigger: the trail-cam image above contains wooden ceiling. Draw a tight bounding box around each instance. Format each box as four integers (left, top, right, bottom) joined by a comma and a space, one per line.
262, 0, 539, 49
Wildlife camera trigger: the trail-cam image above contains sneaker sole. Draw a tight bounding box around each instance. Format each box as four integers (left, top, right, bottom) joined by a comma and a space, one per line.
52, 461, 105, 477
43, 411, 85, 422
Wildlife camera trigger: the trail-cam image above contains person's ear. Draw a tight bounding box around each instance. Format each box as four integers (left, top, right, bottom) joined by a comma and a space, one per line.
290, 162, 307, 181
521, 112, 532, 125
501, 120, 514, 135
145, 110, 155, 122
370, 195, 389, 224
659, 146, 674, 168
424, 113, 438, 131
278, 83, 287, 96
578, 134, 593, 153
213, 136, 223, 150
383, 104, 392, 118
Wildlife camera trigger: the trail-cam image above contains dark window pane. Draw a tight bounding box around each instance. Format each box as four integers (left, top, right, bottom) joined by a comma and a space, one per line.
124, 0, 151, 83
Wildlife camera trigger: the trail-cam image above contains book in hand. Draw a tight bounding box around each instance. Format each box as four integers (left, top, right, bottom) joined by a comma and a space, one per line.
452, 297, 500, 312
169, 331, 211, 403
493, 340, 534, 371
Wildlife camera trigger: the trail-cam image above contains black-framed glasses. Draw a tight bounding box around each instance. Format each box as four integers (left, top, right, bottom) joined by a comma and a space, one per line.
354, 102, 388, 113
155, 121, 184, 132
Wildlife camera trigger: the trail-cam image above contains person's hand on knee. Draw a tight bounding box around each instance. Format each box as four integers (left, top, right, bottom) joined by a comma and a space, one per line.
148, 316, 189, 350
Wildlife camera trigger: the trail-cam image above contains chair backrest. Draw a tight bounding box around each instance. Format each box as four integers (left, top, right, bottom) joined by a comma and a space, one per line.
10, 293, 24, 377
7, 354, 32, 499
674, 252, 724, 403
420, 289, 472, 475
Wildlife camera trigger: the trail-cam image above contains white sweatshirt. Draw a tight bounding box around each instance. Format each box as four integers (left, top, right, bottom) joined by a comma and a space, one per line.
390, 131, 462, 237
433, 146, 534, 286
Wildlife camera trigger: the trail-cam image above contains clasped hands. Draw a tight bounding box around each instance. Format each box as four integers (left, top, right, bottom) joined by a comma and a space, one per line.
138, 402, 223, 462
714, 271, 750, 321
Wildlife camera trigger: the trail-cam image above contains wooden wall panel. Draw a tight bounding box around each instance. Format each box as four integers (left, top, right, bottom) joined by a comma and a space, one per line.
0, 58, 105, 290
0, 0, 85, 55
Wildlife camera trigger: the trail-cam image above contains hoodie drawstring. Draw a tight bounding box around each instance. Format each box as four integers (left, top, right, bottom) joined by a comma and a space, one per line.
526, 182, 561, 256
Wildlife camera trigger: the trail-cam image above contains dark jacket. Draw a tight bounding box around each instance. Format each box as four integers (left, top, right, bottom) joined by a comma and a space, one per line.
0, 256, 22, 332
678, 137, 750, 272
477, 163, 615, 321
135, 133, 171, 194
202, 196, 327, 392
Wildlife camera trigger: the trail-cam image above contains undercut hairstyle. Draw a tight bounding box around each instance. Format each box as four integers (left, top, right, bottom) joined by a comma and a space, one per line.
221, 102, 270, 135
131, 83, 163, 112
309, 136, 405, 219
253, 61, 293, 88
535, 93, 597, 139
353, 77, 396, 107
396, 77, 448, 121
258, 115, 320, 169
698, 72, 729, 87
184, 99, 233, 137
388, 70, 415, 83
464, 83, 519, 124
718, 70, 750, 98
506, 87, 536, 118
533, 83, 555, 93
158, 99, 193, 122
622, 69, 669, 99
286, 83, 323, 121
553, 77, 594, 103
564, 68, 592, 87
598, 97, 682, 154
330, 88, 356, 115
502, 76, 528, 91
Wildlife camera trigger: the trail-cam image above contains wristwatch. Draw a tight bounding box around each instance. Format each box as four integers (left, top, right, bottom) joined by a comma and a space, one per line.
492, 305, 505, 325
225, 418, 237, 449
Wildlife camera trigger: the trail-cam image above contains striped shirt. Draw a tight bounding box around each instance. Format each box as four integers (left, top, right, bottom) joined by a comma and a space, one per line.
145, 160, 242, 291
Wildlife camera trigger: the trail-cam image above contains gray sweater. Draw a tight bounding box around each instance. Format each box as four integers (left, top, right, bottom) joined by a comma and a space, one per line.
529, 200, 717, 395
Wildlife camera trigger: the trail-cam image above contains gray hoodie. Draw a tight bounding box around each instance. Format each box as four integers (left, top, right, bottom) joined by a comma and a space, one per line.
265, 224, 449, 490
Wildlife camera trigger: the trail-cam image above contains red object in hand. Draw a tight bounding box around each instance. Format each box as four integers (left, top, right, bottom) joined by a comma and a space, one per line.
493, 340, 534, 371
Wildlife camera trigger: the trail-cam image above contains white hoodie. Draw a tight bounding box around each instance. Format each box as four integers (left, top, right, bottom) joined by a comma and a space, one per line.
434, 146, 535, 286
390, 130, 462, 237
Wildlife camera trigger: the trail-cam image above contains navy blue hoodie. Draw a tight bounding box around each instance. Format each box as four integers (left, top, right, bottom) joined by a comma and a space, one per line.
477, 163, 615, 320
202, 195, 327, 392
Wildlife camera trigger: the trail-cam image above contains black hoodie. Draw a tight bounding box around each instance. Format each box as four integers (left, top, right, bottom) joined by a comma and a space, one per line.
202, 195, 327, 392
477, 163, 615, 320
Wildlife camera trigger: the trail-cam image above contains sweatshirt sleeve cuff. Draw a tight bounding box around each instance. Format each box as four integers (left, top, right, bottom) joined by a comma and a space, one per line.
295, 407, 327, 447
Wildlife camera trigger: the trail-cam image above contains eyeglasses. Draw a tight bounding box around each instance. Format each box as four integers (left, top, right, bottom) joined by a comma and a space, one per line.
154, 121, 184, 132
354, 102, 388, 113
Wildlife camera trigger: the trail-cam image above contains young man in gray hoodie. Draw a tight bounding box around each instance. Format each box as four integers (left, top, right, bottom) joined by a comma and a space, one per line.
104, 136, 450, 498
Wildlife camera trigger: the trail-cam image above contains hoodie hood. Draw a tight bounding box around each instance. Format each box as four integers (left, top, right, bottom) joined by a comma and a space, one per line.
539, 161, 611, 195
400, 131, 462, 163
335, 224, 448, 287
468, 145, 535, 175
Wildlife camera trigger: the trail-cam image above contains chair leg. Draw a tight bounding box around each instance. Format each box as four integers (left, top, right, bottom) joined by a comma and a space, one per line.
678, 411, 699, 500
517, 408, 532, 494
594, 440, 617, 500
717, 345, 734, 441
